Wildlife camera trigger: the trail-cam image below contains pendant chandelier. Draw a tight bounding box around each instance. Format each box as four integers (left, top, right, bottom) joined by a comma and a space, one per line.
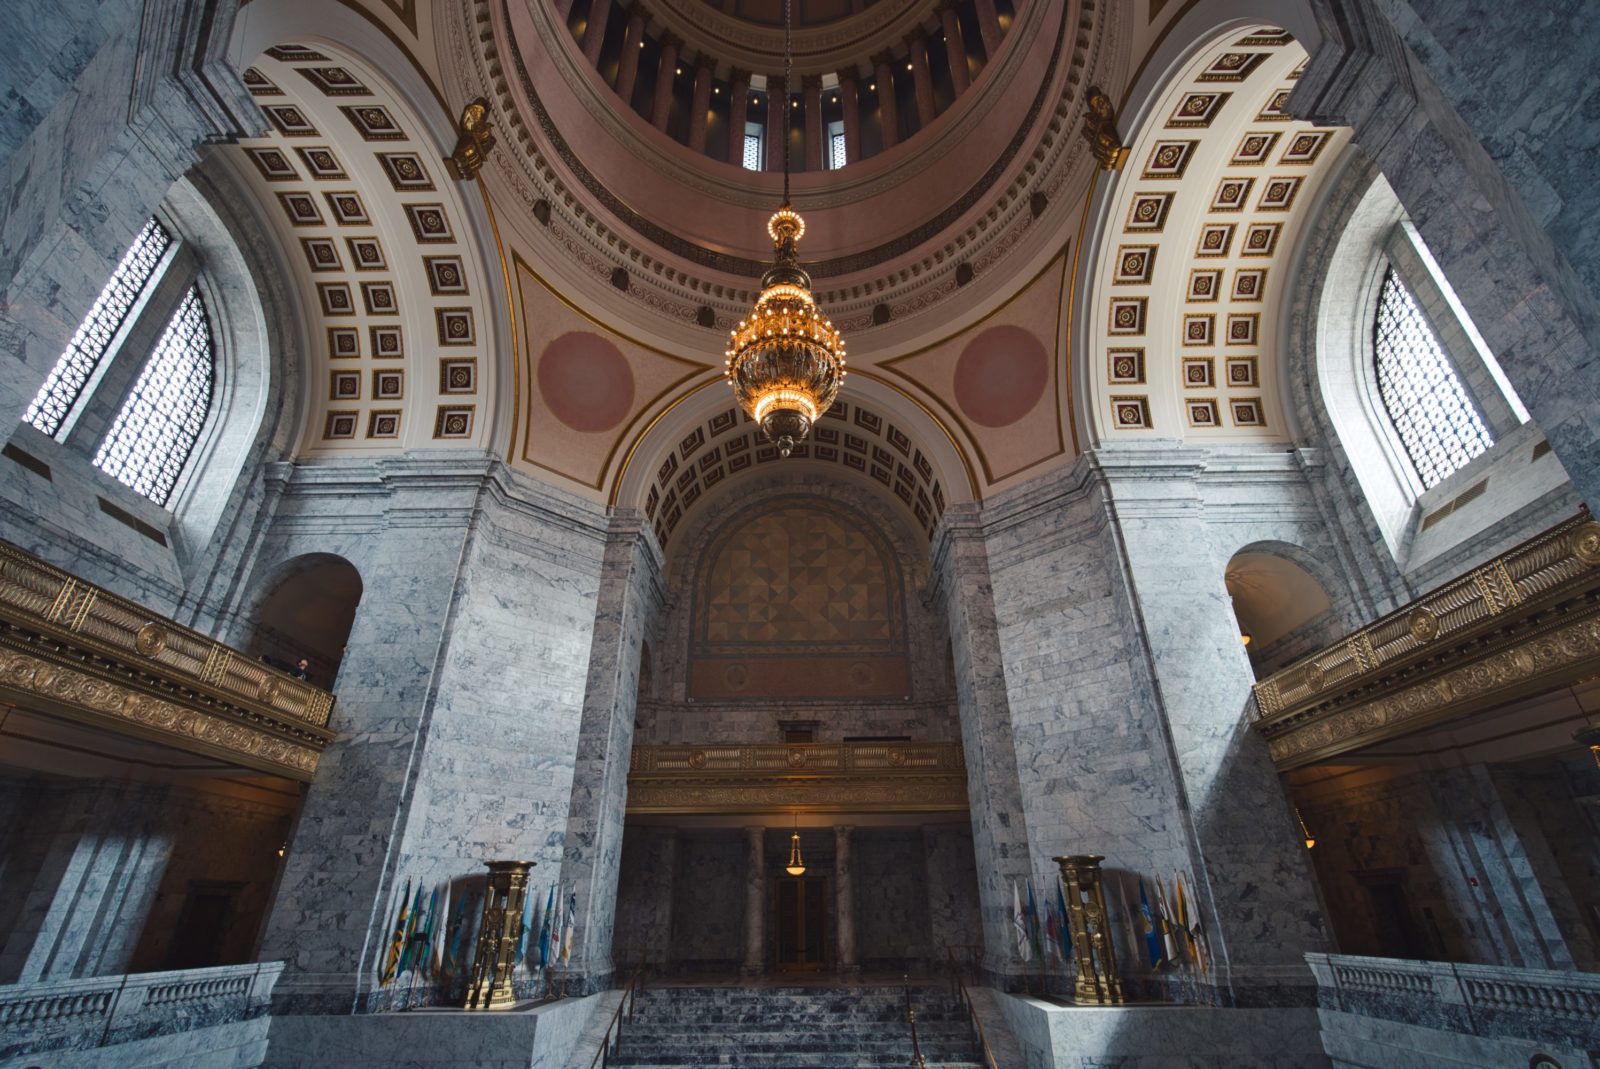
785, 812, 807, 876
724, 0, 845, 458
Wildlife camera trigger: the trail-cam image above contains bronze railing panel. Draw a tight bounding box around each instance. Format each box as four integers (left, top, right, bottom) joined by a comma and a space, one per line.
0, 540, 335, 780
1251, 513, 1600, 769
627, 741, 968, 813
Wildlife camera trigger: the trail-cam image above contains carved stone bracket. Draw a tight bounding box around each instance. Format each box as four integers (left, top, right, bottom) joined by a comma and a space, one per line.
1251, 513, 1600, 769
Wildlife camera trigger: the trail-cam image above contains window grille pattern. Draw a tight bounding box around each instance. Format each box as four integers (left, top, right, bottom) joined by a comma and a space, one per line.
742, 132, 763, 171
829, 130, 847, 170
1373, 267, 1493, 489
94, 287, 214, 505
23, 219, 171, 436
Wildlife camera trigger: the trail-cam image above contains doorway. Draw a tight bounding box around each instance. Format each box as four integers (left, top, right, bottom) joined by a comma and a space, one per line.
775, 876, 828, 971
165, 880, 244, 969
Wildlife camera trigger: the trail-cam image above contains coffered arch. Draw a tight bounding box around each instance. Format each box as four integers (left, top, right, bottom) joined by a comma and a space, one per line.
1077, 16, 1349, 445
224, 14, 506, 459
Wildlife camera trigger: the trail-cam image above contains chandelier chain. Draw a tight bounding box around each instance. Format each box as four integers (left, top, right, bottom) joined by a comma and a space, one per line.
783, 0, 792, 205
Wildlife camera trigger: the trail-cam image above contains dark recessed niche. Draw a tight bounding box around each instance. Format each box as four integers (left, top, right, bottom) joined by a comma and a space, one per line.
532, 199, 551, 226
955, 261, 974, 286
696, 305, 716, 327
872, 303, 892, 325
611, 267, 630, 291
1030, 191, 1048, 218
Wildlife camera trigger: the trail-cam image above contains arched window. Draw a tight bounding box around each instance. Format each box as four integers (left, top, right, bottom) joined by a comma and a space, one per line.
93, 287, 215, 505
23, 218, 172, 437
1372, 266, 1494, 489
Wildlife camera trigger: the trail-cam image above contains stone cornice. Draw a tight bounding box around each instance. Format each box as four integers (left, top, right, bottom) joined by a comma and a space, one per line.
1252, 512, 1600, 769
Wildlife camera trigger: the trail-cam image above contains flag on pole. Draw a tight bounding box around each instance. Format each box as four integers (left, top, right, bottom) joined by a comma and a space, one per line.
1176, 871, 1210, 973
445, 887, 470, 977
1137, 877, 1165, 968
525, 891, 544, 971
415, 886, 440, 979
550, 887, 565, 964
432, 881, 451, 977
1025, 880, 1044, 963
1012, 880, 1031, 963
1055, 878, 1074, 961
515, 879, 536, 967
398, 882, 427, 976
381, 878, 412, 985
561, 891, 576, 965
1115, 875, 1141, 965
1154, 876, 1181, 964
538, 884, 555, 967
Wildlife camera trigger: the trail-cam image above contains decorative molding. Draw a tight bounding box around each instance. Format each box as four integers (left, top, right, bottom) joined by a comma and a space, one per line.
0, 540, 334, 780
627, 741, 967, 813
1251, 513, 1600, 769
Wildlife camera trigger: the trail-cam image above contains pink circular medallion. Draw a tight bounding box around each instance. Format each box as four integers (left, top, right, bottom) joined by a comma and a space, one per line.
952, 325, 1049, 428
538, 331, 635, 433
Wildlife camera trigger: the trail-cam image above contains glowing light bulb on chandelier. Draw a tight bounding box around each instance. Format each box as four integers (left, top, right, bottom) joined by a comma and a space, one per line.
785, 812, 807, 876
721, 0, 845, 458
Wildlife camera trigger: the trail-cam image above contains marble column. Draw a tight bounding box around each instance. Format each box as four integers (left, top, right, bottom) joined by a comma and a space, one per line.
766, 75, 788, 174
727, 69, 752, 165
803, 75, 824, 171
907, 30, 936, 129
837, 69, 861, 163
931, 506, 1035, 978
651, 34, 682, 131
688, 57, 715, 152
742, 826, 766, 974
871, 52, 899, 150
556, 514, 664, 989
834, 826, 858, 972
973, 0, 1001, 58
582, 0, 614, 66
940, 0, 970, 94
613, 5, 647, 108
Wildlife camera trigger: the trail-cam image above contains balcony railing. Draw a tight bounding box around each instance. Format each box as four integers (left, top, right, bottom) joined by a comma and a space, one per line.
0, 961, 283, 1063
1306, 953, 1599, 1058
1251, 512, 1600, 769
0, 539, 335, 780
627, 740, 968, 813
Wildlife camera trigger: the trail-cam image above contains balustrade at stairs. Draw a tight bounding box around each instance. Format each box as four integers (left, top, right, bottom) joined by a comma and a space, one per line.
601, 982, 989, 1068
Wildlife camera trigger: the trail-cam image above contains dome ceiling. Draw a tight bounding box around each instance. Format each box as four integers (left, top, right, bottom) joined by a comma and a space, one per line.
689, 0, 888, 29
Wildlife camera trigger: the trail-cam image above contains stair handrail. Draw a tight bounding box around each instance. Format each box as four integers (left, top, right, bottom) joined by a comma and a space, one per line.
903, 974, 928, 1068
588, 966, 646, 1069
944, 948, 1000, 1069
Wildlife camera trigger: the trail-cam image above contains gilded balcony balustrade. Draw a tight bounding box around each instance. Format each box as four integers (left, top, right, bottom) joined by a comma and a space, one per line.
0, 539, 335, 780
1251, 512, 1600, 769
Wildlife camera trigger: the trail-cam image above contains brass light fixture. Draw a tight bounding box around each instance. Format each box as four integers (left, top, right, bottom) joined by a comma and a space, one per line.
1295, 807, 1316, 850
724, 0, 845, 457
1576, 726, 1600, 771
785, 812, 807, 876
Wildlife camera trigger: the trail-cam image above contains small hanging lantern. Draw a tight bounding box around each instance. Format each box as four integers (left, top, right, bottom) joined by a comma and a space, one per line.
785, 813, 807, 876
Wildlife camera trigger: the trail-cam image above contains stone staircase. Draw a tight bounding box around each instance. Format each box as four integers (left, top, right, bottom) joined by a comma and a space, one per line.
604, 983, 989, 1068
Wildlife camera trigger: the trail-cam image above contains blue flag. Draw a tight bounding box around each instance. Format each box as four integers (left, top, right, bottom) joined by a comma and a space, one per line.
537, 884, 555, 967
1055, 880, 1073, 960
1138, 877, 1165, 967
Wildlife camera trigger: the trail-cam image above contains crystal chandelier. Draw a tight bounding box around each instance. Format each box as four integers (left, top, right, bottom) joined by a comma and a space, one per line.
724, 0, 845, 457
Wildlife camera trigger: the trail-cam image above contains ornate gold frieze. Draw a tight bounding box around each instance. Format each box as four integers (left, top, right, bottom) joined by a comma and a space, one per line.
1252, 513, 1600, 769
0, 540, 334, 780
627, 741, 968, 814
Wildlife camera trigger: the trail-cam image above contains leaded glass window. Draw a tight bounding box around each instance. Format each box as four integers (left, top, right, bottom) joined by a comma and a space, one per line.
828, 127, 847, 171
1373, 267, 1493, 489
742, 125, 764, 171
93, 287, 214, 505
24, 219, 172, 436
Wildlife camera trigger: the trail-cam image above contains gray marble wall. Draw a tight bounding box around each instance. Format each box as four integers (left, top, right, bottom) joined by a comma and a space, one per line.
1296, 0, 1600, 513
251, 456, 610, 1014
853, 828, 933, 968
668, 831, 746, 971
611, 827, 677, 967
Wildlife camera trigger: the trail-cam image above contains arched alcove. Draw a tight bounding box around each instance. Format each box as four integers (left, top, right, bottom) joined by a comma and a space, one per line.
247, 554, 364, 688
1224, 545, 1336, 678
